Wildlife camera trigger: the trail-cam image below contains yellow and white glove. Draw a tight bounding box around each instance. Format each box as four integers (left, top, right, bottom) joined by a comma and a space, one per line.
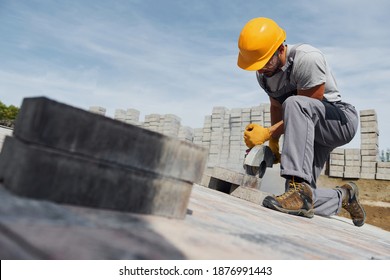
268, 137, 281, 164
243, 123, 271, 149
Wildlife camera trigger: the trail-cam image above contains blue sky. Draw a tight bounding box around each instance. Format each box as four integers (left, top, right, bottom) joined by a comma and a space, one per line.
1, 0, 389, 151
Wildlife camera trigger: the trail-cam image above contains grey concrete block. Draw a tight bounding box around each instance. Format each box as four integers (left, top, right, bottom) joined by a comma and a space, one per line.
360, 173, 376, 179
343, 172, 360, 179
328, 170, 343, 178
359, 109, 376, 117
376, 173, 390, 180
230, 187, 269, 204
0, 137, 192, 219
13, 97, 207, 184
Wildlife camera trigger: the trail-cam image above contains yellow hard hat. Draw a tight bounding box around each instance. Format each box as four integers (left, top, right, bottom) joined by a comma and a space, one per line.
237, 17, 286, 71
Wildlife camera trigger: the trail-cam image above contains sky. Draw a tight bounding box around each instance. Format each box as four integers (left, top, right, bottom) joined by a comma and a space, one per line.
1, 0, 389, 151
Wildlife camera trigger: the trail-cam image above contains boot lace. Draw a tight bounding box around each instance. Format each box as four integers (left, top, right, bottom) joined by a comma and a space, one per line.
277, 178, 302, 200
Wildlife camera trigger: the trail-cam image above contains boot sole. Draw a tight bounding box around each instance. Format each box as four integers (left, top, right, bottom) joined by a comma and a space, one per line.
263, 198, 314, 218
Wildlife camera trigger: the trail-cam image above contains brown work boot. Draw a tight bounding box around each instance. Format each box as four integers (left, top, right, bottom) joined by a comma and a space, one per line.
262, 180, 314, 218
336, 182, 366, 227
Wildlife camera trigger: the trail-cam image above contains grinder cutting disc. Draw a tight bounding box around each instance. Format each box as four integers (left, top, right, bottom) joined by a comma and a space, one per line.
243, 145, 274, 178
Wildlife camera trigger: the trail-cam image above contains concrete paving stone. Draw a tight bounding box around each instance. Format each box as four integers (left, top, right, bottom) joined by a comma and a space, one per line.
329, 170, 343, 178
345, 154, 361, 161
361, 131, 379, 138
361, 139, 379, 146
360, 173, 376, 179
376, 173, 390, 180
329, 165, 344, 172
360, 115, 377, 122
360, 167, 377, 174
13, 97, 207, 184
360, 121, 378, 128
330, 159, 344, 166
361, 126, 380, 134
345, 161, 361, 167
0, 137, 193, 219
361, 161, 377, 168
331, 148, 345, 154
344, 166, 361, 173
212, 106, 228, 114
361, 149, 379, 156
114, 109, 126, 118
344, 149, 360, 155
343, 172, 360, 179
362, 155, 379, 162
376, 167, 390, 174
377, 162, 390, 168
330, 153, 345, 160
361, 144, 379, 150
359, 109, 376, 116
88, 106, 106, 115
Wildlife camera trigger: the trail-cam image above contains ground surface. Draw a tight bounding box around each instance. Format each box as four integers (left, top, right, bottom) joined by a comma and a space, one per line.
1, 183, 389, 259
317, 176, 390, 231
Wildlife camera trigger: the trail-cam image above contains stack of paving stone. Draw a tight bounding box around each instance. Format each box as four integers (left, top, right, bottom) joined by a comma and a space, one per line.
228, 108, 245, 170
192, 128, 203, 146
343, 149, 361, 178
220, 109, 231, 166
201, 115, 212, 151
160, 114, 181, 138
143, 114, 161, 133
0, 97, 207, 219
114, 109, 126, 122
178, 126, 194, 143
329, 148, 345, 178
88, 106, 106, 116
114, 108, 141, 126
376, 162, 390, 180
124, 109, 141, 126
208, 107, 228, 167
360, 109, 379, 179
142, 114, 182, 138
250, 106, 264, 125
262, 104, 272, 127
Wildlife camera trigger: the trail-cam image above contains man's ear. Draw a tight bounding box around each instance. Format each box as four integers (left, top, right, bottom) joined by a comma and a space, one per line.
278, 44, 286, 53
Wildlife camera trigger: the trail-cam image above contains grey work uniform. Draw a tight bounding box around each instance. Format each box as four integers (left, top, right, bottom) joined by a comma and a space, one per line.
257, 44, 358, 216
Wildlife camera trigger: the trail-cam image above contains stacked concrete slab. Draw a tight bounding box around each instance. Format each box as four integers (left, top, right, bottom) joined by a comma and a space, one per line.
114, 108, 141, 126
192, 128, 203, 146
178, 126, 194, 143
201, 115, 212, 151
88, 106, 106, 116
228, 108, 246, 170
161, 114, 181, 138
360, 109, 379, 179
208, 107, 228, 167
329, 148, 345, 178
0, 97, 207, 219
343, 149, 361, 178
90, 104, 388, 180
376, 162, 390, 180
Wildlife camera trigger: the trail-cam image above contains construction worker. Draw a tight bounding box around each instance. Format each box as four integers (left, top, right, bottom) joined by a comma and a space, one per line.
238, 17, 366, 226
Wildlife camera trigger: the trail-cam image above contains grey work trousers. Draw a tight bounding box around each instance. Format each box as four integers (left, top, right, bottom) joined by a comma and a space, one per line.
280, 96, 358, 216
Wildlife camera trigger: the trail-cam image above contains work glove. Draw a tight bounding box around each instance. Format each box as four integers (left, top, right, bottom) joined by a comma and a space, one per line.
243, 123, 271, 149
268, 137, 281, 164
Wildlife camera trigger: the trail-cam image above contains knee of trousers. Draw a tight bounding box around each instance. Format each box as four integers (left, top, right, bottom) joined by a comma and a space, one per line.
282, 95, 308, 113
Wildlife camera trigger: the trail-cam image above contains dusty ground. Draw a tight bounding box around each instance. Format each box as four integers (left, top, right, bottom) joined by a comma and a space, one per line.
317, 175, 390, 231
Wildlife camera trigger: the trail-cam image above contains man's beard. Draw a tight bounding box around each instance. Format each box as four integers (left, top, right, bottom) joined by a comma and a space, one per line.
263, 57, 283, 77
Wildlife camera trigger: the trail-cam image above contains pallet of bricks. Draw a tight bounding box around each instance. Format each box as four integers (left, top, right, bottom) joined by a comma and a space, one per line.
360, 109, 379, 179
